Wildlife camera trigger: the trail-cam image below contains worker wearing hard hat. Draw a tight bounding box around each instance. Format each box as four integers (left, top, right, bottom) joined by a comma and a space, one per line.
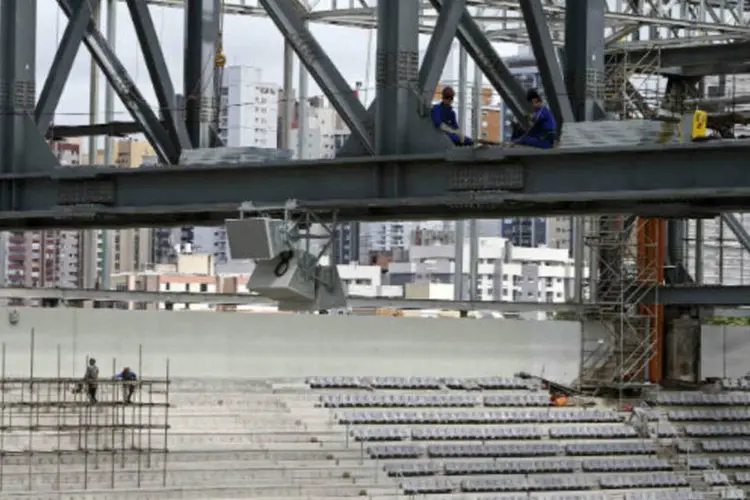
511, 88, 557, 149
431, 86, 474, 146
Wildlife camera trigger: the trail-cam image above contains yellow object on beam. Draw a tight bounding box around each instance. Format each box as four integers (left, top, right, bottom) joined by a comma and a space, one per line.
692, 110, 707, 140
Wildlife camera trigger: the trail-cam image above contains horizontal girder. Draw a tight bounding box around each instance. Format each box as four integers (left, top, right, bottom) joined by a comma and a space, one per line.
4, 141, 750, 229
4, 284, 750, 307
144, 0, 750, 43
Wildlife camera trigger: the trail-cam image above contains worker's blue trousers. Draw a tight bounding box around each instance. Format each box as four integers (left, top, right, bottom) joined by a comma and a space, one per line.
447, 133, 474, 146
514, 135, 554, 149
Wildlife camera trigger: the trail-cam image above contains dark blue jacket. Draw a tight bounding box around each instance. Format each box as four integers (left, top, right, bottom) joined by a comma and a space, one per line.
528, 106, 557, 141
114, 370, 137, 381
431, 102, 459, 131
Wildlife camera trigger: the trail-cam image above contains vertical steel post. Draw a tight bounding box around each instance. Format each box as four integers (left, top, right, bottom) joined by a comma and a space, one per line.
281, 42, 294, 151
184, 0, 221, 148
101, 0, 117, 290
298, 49, 309, 159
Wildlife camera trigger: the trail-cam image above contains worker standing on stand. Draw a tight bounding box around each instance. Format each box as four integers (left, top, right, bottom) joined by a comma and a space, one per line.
73, 358, 99, 404
511, 89, 557, 149
113, 367, 138, 404
431, 86, 474, 146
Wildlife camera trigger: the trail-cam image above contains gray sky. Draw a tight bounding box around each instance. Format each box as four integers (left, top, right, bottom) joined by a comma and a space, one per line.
38, 1, 517, 129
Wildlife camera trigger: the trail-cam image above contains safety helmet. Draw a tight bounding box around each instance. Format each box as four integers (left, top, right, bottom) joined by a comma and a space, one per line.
526, 88, 541, 102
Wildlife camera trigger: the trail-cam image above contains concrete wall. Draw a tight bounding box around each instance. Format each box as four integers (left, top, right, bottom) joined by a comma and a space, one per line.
701, 325, 750, 379
0, 307, 583, 384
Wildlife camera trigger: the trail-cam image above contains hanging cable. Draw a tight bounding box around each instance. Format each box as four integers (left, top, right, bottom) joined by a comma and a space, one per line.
274, 249, 295, 277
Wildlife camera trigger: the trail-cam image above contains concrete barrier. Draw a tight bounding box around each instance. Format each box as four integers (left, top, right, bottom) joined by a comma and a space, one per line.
0, 307, 583, 383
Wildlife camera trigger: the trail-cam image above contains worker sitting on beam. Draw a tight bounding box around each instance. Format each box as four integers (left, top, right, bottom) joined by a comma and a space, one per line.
431, 86, 474, 146
510, 89, 557, 149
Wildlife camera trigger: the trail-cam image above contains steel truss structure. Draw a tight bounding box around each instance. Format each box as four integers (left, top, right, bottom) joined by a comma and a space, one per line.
2, 0, 750, 400
0, 332, 171, 493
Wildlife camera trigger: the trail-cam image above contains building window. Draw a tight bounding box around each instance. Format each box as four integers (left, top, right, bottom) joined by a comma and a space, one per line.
200, 283, 208, 292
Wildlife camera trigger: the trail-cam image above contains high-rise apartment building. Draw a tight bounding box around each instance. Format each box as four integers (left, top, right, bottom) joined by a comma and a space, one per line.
217, 66, 279, 148
190, 67, 280, 266
0, 140, 82, 287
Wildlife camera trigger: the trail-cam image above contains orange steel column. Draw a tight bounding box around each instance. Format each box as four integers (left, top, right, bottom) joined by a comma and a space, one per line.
637, 217, 665, 383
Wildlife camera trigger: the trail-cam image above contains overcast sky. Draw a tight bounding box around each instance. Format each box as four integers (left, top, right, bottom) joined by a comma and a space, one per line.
38, 2, 517, 130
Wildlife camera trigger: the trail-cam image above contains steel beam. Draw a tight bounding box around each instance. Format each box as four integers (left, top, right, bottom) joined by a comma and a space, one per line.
418, 0, 465, 102
258, 0, 374, 155
56, 0, 178, 164
46, 121, 167, 139
0, 287, 582, 313
606, 41, 750, 71
720, 213, 750, 255
519, 0, 573, 131
646, 285, 750, 306
4, 283, 750, 308
184, 0, 220, 149
3, 141, 750, 228
428, 0, 530, 124
35, 0, 91, 134
125, 0, 191, 152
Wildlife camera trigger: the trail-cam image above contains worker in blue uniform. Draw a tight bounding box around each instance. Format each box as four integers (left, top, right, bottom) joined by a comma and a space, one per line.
431, 86, 473, 146
113, 367, 138, 404
511, 89, 557, 149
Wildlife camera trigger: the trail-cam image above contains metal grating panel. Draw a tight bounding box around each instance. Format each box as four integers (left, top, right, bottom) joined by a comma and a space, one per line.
450, 164, 524, 191
57, 180, 116, 205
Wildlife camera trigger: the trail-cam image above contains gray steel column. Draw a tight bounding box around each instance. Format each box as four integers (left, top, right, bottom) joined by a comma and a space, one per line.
101, 0, 116, 290
298, 57, 308, 159
84, 0, 102, 290
453, 46, 468, 302
375, 0, 419, 154
184, 0, 221, 148
695, 220, 704, 284
564, 0, 605, 303
0, 0, 37, 208
280, 42, 294, 151
468, 57, 481, 301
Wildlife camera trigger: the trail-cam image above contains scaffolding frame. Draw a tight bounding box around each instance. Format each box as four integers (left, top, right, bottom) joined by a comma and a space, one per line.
0, 329, 171, 493
604, 48, 664, 119
580, 216, 662, 395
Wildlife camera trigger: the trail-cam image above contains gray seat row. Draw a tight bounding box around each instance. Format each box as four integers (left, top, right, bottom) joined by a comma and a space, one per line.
484, 394, 551, 407
402, 473, 685, 494
625, 492, 705, 500
566, 441, 658, 455
549, 424, 637, 439
722, 378, 750, 391
412, 425, 545, 441
446, 458, 577, 475
383, 457, 674, 477
701, 439, 750, 452
667, 409, 750, 421
686, 456, 714, 469
581, 457, 671, 472
322, 393, 479, 408
352, 425, 545, 441
650, 392, 750, 405
367, 440, 658, 459
426, 443, 561, 458
307, 376, 442, 389
684, 423, 750, 437
451, 376, 531, 390
338, 409, 621, 425
703, 470, 731, 486
735, 472, 750, 484
599, 472, 687, 488
721, 490, 746, 500
717, 455, 750, 468
461, 474, 597, 492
